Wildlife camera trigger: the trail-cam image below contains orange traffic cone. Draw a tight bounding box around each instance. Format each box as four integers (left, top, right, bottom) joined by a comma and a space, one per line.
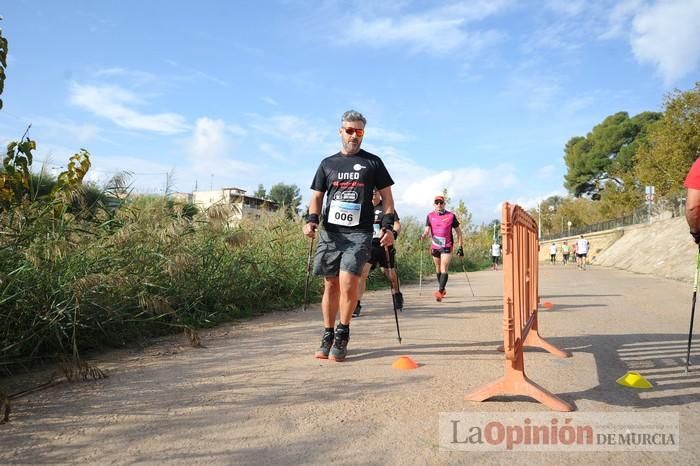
392, 356, 418, 370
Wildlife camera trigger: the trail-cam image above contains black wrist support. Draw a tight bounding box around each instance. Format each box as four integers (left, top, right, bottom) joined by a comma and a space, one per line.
381, 213, 395, 230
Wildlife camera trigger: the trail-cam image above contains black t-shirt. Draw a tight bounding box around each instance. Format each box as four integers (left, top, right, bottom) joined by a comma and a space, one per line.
310, 149, 394, 233
372, 202, 400, 244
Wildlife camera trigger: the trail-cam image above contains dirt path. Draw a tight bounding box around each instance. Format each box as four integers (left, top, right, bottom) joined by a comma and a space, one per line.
3, 264, 700, 465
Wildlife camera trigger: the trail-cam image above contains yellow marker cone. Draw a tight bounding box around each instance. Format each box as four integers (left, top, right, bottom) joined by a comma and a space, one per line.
616, 371, 652, 389
392, 356, 418, 370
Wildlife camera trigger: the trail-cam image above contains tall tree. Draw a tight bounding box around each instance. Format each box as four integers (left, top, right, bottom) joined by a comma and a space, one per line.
563, 111, 661, 198
636, 82, 700, 197
253, 184, 266, 199
268, 182, 301, 216
528, 196, 604, 235
441, 188, 451, 208
454, 199, 473, 234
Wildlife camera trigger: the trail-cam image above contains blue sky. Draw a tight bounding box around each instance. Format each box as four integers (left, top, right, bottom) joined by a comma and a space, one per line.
1, 0, 699, 223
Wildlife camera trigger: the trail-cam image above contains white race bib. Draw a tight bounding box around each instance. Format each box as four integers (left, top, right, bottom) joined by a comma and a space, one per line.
432, 235, 446, 248
328, 200, 361, 227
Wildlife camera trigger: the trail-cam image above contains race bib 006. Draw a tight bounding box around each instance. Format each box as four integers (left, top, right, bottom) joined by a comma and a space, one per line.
328, 200, 361, 227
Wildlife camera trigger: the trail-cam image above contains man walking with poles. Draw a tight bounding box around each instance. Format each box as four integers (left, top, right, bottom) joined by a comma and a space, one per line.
421, 195, 463, 302
303, 110, 396, 362
356, 189, 403, 317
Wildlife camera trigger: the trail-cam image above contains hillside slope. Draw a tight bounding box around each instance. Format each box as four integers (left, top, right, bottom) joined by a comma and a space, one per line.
593, 216, 698, 283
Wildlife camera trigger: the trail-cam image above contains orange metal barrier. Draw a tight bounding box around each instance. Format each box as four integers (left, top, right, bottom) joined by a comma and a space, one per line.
465, 202, 574, 412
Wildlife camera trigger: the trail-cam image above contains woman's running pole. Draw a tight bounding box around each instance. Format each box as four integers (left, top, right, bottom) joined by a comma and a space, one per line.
685, 246, 700, 375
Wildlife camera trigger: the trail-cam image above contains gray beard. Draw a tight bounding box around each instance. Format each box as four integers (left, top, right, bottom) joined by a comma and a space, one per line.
343, 141, 361, 154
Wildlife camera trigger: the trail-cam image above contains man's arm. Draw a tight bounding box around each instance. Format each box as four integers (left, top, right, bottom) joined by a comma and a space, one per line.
377, 186, 394, 215
303, 190, 324, 238
687, 187, 700, 238
455, 226, 463, 247
454, 226, 464, 256
377, 186, 394, 247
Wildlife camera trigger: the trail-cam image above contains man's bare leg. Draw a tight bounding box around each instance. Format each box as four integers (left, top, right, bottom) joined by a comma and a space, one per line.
321, 276, 340, 328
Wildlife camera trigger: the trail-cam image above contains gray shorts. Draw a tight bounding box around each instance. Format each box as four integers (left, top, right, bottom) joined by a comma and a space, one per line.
313, 229, 372, 277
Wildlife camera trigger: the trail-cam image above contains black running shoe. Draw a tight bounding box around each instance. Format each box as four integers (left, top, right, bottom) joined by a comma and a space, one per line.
329, 327, 349, 362
314, 330, 334, 359
352, 301, 362, 318
395, 292, 404, 311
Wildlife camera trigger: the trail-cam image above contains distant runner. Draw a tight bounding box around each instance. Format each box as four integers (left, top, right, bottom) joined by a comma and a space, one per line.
561, 241, 571, 265
549, 243, 557, 265
421, 195, 463, 302
576, 235, 589, 270
491, 242, 501, 271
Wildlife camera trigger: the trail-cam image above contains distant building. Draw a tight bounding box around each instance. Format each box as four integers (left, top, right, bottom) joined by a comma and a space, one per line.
191, 187, 278, 220
171, 192, 193, 203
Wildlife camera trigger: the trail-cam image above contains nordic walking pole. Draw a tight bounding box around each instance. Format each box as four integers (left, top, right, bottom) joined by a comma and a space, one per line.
685, 245, 700, 374
302, 234, 315, 311
388, 241, 403, 312
460, 255, 475, 297
419, 237, 424, 296
385, 245, 402, 344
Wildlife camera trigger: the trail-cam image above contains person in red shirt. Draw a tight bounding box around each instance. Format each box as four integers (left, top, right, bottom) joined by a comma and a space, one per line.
684, 155, 700, 244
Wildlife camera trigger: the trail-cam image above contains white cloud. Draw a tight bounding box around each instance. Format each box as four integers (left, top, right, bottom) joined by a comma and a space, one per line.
536, 164, 557, 179
261, 97, 278, 105
337, 1, 510, 55
513, 189, 567, 211
69, 83, 190, 134
249, 114, 333, 153
371, 145, 519, 222
629, 0, 700, 84
83, 155, 174, 191
562, 95, 596, 114
163, 59, 229, 86
544, 0, 587, 16
521, 22, 585, 53
600, 0, 700, 84
186, 117, 256, 177
93, 67, 157, 86
33, 117, 103, 144
259, 142, 285, 161
600, 0, 644, 39
227, 123, 248, 136
369, 126, 410, 144
505, 74, 562, 111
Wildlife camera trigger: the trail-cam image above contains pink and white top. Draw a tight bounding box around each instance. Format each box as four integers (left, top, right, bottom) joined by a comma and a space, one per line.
426, 210, 460, 251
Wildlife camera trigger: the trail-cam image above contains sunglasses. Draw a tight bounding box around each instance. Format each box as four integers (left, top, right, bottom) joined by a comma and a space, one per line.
434, 200, 444, 205
343, 127, 365, 137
